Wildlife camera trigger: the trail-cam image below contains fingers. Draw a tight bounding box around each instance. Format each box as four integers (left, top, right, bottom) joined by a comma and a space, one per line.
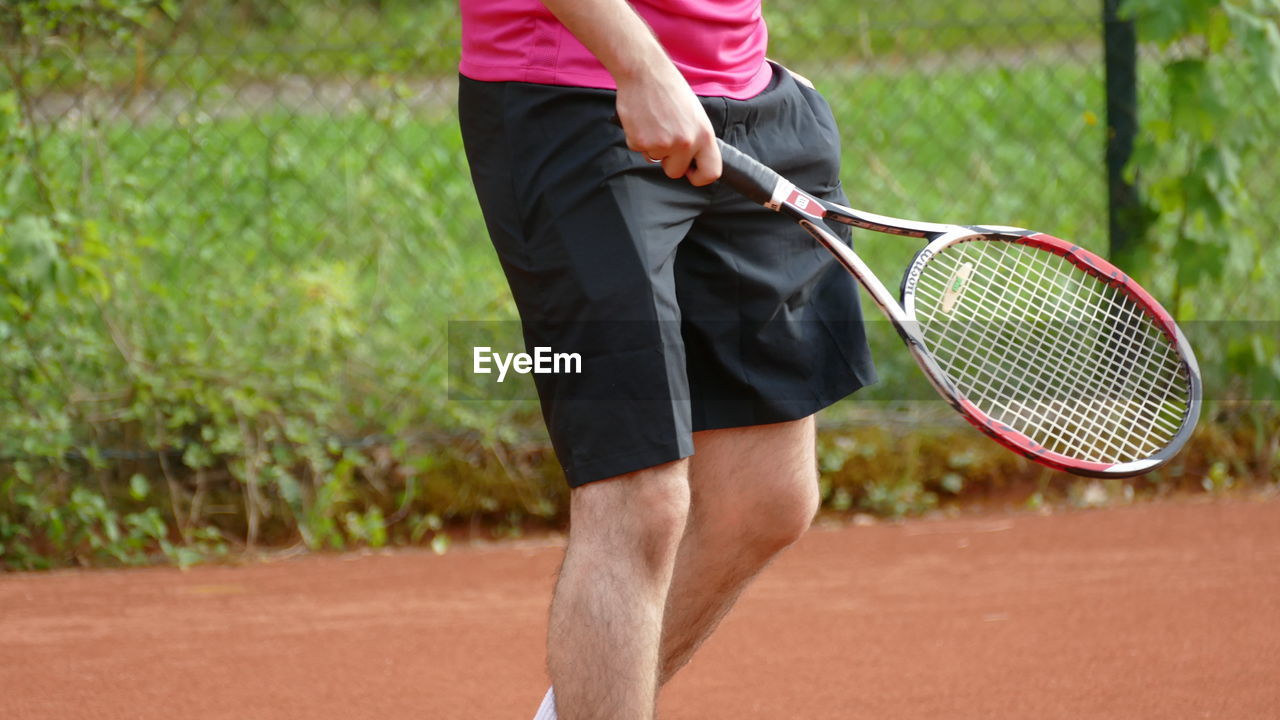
623, 126, 721, 185
684, 140, 722, 187
624, 131, 645, 154
659, 140, 696, 181
614, 71, 721, 186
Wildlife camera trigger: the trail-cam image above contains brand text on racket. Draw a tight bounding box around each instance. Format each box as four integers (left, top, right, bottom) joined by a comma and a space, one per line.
473, 346, 582, 382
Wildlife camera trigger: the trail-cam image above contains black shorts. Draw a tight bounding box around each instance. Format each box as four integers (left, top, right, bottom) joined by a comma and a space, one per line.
459, 62, 876, 487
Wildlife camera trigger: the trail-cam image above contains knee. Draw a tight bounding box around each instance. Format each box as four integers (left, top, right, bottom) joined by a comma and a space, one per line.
750, 475, 820, 556
627, 473, 691, 568
702, 471, 819, 560
570, 462, 691, 572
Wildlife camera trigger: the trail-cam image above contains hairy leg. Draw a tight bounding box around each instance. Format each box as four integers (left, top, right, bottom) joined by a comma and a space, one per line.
658, 416, 820, 685
547, 459, 691, 720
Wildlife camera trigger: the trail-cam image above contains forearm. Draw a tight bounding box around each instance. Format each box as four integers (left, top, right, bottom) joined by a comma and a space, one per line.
536, 0, 722, 184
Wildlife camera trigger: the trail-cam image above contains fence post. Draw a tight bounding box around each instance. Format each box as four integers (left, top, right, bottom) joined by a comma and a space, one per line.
1103, 0, 1139, 266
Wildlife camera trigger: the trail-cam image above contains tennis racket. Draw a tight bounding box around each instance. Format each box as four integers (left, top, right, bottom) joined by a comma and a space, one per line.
716, 140, 1201, 477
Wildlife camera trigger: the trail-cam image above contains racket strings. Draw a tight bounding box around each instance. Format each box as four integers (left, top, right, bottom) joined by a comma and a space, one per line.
944, 246, 1180, 460
911, 238, 1190, 464
938, 267, 1146, 456
992, 250, 1179, 454
926, 262, 1167, 461
928, 243, 1185, 461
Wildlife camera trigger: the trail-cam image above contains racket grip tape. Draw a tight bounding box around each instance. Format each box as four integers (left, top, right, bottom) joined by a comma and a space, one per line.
716, 140, 783, 209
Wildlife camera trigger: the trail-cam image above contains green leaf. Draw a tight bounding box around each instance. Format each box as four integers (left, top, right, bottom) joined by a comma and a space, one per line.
1122, 0, 1187, 45
172, 547, 203, 569
1167, 59, 1223, 141
1123, 0, 1224, 46
2, 215, 64, 292
128, 474, 150, 501
1201, 145, 1242, 193
1205, 5, 1233, 51
1225, 2, 1280, 95
1173, 235, 1227, 288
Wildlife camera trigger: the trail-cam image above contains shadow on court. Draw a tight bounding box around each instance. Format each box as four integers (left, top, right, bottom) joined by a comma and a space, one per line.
1, 497, 1277, 719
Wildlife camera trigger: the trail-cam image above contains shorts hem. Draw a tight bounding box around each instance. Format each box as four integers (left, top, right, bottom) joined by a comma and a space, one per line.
692, 372, 878, 434
563, 441, 694, 488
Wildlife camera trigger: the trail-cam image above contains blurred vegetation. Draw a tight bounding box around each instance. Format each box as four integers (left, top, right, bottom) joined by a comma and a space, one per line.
5, 0, 1096, 90
1, 0, 1277, 570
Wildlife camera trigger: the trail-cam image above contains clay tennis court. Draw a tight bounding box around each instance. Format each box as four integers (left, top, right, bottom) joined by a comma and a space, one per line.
2, 496, 1277, 719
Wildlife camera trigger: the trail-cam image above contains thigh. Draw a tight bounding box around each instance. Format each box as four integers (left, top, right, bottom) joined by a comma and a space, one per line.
459, 77, 711, 487
688, 416, 818, 526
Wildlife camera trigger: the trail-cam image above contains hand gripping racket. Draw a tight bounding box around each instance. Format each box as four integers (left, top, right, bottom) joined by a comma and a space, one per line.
716, 140, 1201, 477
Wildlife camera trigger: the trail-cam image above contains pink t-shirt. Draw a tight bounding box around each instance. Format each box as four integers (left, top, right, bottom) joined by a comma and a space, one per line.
459, 0, 771, 100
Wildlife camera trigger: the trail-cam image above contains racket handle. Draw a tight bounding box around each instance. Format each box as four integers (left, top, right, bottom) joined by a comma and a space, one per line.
716, 140, 783, 208
607, 116, 782, 207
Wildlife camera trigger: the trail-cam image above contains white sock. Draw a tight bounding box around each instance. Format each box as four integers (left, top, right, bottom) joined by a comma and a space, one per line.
532, 686, 557, 720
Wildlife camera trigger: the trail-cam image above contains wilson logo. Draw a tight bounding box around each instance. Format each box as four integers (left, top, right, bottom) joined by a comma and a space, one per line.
903, 248, 936, 294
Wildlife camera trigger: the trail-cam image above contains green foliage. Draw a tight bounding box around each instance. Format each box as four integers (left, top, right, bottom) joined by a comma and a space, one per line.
1116, 0, 1280, 458
1121, 0, 1280, 324
0, 0, 446, 568
2, 0, 173, 40
0, 467, 225, 569
767, 0, 1095, 64
818, 404, 1278, 520
817, 427, 1016, 519
3, 1, 462, 90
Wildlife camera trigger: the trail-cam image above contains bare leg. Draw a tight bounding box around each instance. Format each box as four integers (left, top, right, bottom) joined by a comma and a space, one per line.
545, 417, 819, 717
547, 459, 691, 720
658, 416, 819, 685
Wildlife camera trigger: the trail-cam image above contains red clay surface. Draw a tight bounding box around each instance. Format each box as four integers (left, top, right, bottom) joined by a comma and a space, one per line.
2, 497, 1278, 720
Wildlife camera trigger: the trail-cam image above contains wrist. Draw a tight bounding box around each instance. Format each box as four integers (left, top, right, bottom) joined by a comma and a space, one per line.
608, 34, 678, 88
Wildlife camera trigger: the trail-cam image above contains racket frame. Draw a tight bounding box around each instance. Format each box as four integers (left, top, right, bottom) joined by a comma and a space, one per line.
721, 142, 1202, 477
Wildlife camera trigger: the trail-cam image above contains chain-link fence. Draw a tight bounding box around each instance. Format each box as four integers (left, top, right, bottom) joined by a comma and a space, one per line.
2, 1, 1277, 556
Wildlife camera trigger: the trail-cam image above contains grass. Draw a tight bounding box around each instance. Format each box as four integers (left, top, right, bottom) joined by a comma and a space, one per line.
33, 52, 1278, 427
767, 0, 1097, 64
